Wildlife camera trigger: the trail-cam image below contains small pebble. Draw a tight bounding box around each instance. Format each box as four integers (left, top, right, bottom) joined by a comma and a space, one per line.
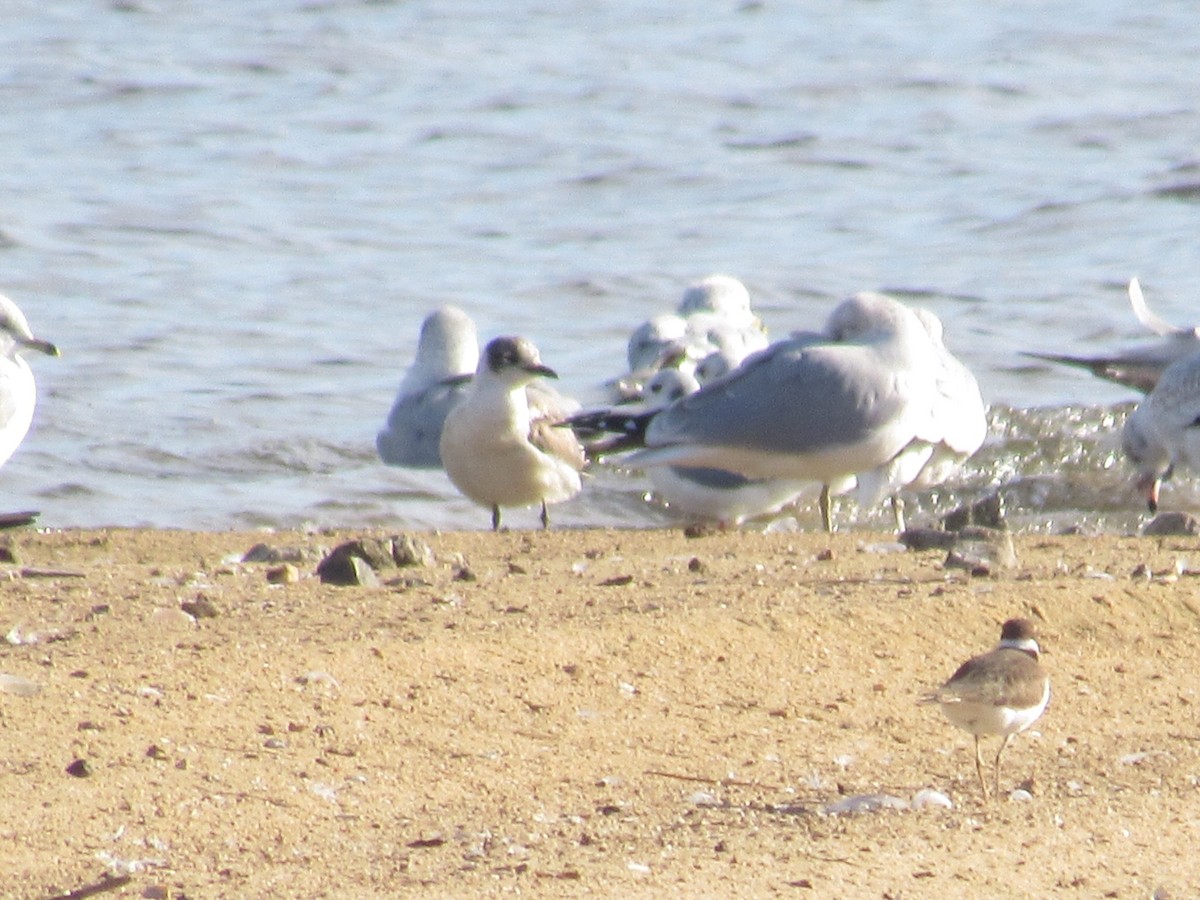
266, 563, 300, 584
911, 788, 954, 810
66, 758, 92, 778
0, 673, 42, 697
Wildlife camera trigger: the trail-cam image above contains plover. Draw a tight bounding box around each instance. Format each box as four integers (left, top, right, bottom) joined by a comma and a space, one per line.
439, 336, 584, 530
926, 618, 1050, 800
0, 294, 58, 470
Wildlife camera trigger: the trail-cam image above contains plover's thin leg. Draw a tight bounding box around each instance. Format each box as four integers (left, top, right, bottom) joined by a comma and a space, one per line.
491, 504, 502, 531
540, 500, 550, 529
993, 733, 1014, 798
973, 736, 990, 800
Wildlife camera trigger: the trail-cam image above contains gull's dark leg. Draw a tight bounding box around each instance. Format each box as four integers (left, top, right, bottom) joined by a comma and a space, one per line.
540, 500, 550, 529
819, 485, 834, 533
492, 504, 501, 531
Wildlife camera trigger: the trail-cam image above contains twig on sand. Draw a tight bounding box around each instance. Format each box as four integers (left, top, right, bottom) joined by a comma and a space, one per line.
47, 873, 133, 900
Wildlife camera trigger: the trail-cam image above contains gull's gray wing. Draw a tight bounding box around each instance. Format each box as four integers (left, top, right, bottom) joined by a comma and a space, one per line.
644, 337, 913, 457
376, 375, 471, 468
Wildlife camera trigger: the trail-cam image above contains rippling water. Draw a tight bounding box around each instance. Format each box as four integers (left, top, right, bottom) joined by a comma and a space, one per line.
2, 1, 1198, 531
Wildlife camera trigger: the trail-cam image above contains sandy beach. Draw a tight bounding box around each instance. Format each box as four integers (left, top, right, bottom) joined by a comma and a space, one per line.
2, 525, 1198, 898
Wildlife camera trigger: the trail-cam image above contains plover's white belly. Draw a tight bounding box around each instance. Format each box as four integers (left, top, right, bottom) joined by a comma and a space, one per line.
940, 679, 1049, 737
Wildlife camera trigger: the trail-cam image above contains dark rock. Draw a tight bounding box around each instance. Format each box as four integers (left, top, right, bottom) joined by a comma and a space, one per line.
316, 543, 380, 586
181, 596, 220, 619
943, 492, 1006, 532
65, 758, 92, 778
943, 527, 1017, 572
1142, 512, 1200, 536
899, 528, 958, 551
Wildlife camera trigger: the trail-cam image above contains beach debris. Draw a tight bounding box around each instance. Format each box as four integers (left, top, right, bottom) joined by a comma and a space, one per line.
0, 538, 17, 564
821, 793, 909, 816
0, 511, 39, 530
241, 542, 313, 564
1142, 512, 1200, 536
899, 528, 958, 551
0, 672, 41, 696
943, 526, 1018, 574
316, 535, 434, 586
297, 670, 340, 692
943, 492, 1005, 531
392, 533, 435, 567
149, 607, 196, 630
911, 788, 954, 810
266, 563, 300, 584
180, 596, 220, 619
316, 545, 379, 586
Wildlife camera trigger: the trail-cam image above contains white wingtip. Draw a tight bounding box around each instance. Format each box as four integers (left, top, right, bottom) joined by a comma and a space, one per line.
1128, 276, 1182, 337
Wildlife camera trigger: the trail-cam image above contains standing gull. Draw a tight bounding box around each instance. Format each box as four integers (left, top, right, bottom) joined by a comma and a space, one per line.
924, 618, 1050, 800
377, 306, 478, 468
0, 294, 58, 471
618, 292, 975, 528
440, 336, 585, 530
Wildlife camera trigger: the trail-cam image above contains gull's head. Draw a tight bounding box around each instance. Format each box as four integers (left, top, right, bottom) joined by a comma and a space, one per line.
0, 294, 58, 359
825, 291, 918, 343
628, 314, 687, 372
416, 306, 478, 377
480, 336, 557, 387
677, 274, 753, 322
643, 367, 700, 408
694, 348, 740, 384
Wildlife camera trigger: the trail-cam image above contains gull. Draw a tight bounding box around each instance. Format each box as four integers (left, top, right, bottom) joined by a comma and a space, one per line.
923, 618, 1050, 800
377, 306, 478, 468
439, 336, 585, 530
608, 274, 768, 402
1024, 278, 1200, 393
0, 294, 58, 473
587, 368, 817, 527
1124, 346, 1200, 512
860, 306, 988, 531
616, 292, 979, 529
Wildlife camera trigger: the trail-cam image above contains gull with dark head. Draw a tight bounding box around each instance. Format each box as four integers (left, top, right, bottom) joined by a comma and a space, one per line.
440, 336, 585, 530
924, 618, 1050, 800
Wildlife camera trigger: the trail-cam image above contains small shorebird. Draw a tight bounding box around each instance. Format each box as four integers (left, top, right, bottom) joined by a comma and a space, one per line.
439, 336, 584, 530
925, 618, 1050, 800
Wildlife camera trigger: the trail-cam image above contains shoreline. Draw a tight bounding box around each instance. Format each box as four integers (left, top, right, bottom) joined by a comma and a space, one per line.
3, 526, 1198, 897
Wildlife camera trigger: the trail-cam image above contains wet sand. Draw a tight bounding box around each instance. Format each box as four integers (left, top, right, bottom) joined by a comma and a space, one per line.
2, 526, 1198, 898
